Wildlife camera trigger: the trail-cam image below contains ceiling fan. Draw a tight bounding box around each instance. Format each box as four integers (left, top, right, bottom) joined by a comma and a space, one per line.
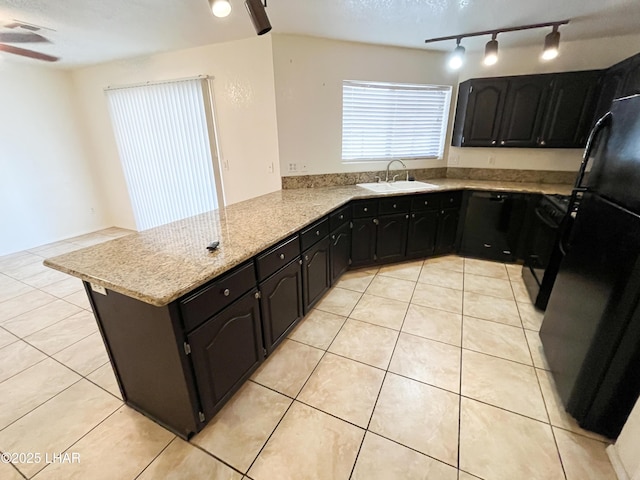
0, 21, 59, 62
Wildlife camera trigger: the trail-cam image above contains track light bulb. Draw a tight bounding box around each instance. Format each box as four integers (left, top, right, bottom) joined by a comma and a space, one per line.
484, 37, 498, 66
210, 0, 232, 18
542, 28, 560, 61
448, 43, 465, 70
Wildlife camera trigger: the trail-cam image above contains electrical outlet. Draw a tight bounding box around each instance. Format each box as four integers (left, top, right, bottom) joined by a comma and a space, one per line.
288, 163, 297, 172
488, 156, 496, 166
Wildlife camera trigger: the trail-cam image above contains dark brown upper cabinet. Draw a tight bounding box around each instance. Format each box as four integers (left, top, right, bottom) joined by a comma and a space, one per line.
540, 71, 601, 148
452, 79, 508, 147
499, 76, 550, 147
452, 70, 602, 149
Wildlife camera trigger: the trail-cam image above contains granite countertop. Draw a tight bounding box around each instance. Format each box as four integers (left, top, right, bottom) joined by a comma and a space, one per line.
44, 179, 573, 307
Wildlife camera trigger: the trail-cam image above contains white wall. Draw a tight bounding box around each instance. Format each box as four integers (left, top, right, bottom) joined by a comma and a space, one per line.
450, 33, 640, 172
0, 62, 106, 256
272, 35, 458, 176
71, 35, 281, 229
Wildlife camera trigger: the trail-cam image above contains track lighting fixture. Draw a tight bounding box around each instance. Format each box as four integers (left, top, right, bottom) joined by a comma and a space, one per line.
425, 19, 568, 68
484, 34, 498, 66
209, 0, 231, 18
542, 25, 561, 60
448, 39, 465, 70
245, 0, 272, 35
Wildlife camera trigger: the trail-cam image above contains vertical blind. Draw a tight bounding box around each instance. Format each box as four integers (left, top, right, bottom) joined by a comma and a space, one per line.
341, 80, 452, 162
105, 78, 220, 231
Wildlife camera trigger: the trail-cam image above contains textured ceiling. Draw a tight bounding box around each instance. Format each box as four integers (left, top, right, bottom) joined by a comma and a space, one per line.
0, 0, 638, 68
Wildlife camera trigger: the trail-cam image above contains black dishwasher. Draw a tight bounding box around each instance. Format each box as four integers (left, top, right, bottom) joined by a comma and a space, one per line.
460, 191, 527, 262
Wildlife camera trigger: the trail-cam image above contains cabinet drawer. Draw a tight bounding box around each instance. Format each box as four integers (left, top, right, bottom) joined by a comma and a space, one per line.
329, 205, 351, 231
352, 200, 378, 218
300, 217, 329, 252
411, 194, 439, 211
440, 191, 462, 209
256, 235, 301, 281
379, 197, 411, 215
180, 262, 256, 332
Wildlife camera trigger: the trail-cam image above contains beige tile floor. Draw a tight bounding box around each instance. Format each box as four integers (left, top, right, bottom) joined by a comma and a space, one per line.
0, 231, 619, 480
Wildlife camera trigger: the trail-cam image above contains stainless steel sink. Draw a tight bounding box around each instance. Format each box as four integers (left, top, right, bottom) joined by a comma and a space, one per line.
356, 180, 439, 193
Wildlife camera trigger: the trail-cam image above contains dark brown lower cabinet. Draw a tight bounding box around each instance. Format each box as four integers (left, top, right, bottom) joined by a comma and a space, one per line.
330, 222, 351, 283
435, 208, 460, 255
376, 213, 409, 263
259, 258, 304, 353
406, 210, 438, 258
302, 236, 331, 313
188, 290, 264, 419
351, 217, 377, 266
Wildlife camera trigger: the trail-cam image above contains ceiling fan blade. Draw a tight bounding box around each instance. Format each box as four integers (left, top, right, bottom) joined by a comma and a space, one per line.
0, 44, 58, 62
0, 32, 49, 43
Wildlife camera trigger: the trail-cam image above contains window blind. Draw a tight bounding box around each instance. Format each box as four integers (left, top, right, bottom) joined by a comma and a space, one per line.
105, 78, 221, 231
341, 80, 452, 162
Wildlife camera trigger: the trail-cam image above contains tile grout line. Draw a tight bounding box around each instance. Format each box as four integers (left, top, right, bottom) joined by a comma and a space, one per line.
457, 258, 467, 480
132, 436, 179, 480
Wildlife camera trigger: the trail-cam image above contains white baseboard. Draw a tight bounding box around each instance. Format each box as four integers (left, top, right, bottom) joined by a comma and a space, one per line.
607, 444, 630, 480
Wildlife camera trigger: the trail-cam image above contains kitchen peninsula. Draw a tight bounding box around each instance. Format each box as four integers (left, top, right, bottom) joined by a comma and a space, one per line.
44, 178, 572, 438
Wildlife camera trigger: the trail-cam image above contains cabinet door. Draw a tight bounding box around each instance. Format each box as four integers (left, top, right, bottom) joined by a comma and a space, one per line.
499, 76, 550, 147
540, 72, 601, 148
351, 218, 377, 267
259, 259, 304, 353
621, 54, 640, 97
330, 222, 351, 283
406, 210, 438, 258
188, 290, 263, 419
435, 208, 460, 255
460, 79, 508, 146
376, 213, 409, 263
592, 65, 626, 124
302, 236, 331, 313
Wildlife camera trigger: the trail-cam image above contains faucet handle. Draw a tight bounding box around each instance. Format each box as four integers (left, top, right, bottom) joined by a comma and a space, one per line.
392, 174, 400, 182
374, 175, 381, 183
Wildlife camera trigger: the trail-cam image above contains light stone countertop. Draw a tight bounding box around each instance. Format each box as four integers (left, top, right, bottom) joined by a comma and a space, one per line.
44, 179, 573, 307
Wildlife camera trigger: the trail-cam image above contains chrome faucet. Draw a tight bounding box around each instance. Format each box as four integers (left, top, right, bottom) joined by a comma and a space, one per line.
385, 159, 407, 183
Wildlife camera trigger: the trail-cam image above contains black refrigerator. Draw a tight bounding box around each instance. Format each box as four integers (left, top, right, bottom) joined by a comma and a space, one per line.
540, 94, 640, 439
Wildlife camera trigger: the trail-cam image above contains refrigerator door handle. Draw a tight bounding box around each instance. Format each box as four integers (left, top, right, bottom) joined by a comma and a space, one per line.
575, 112, 612, 190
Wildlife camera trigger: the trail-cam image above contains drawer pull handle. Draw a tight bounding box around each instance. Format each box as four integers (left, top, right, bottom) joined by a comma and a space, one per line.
484, 244, 492, 248
299, 259, 303, 265
331, 234, 336, 240
363, 207, 368, 212
449, 198, 454, 203
393, 204, 397, 208
424, 201, 428, 205
316, 230, 320, 236
405, 215, 409, 219
339, 214, 344, 220
412, 213, 415, 218
223, 288, 230, 296
305, 255, 309, 261
279, 253, 285, 260
373, 218, 379, 225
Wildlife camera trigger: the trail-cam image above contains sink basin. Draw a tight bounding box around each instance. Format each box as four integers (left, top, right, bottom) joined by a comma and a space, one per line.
356, 180, 439, 193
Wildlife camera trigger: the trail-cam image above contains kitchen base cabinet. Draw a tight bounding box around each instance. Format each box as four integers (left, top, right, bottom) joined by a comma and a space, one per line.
376, 213, 409, 263
435, 208, 460, 255
259, 258, 304, 354
86, 285, 203, 439
188, 290, 264, 420
351, 217, 377, 266
330, 222, 351, 283
302, 236, 331, 313
407, 210, 438, 258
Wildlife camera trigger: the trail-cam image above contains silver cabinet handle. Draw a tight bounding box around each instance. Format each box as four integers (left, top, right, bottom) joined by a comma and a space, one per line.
412, 213, 416, 218
316, 230, 320, 236
339, 214, 344, 220
500, 140, 505, 145
331, 234, 336, 240
279, 253, 285, 260
363, 207, 368, 212
405, 215, 409, 219
491, 140, 496, 145
223, 288, 230, 296
373, 218, 379, 225
393, 204, 397, 208
305, 255, 309, 261
298, 259, 303, 265
484, 244, 492, 248
424, 201, 429, 205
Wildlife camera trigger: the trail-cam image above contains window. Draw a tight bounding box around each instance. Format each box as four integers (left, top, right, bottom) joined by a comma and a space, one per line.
341, 80, 452, 162
105, 77, 223, 231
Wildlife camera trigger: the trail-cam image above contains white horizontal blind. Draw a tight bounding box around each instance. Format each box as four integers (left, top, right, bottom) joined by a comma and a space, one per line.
105, 78, 219, 231
342, 80, 452, 162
